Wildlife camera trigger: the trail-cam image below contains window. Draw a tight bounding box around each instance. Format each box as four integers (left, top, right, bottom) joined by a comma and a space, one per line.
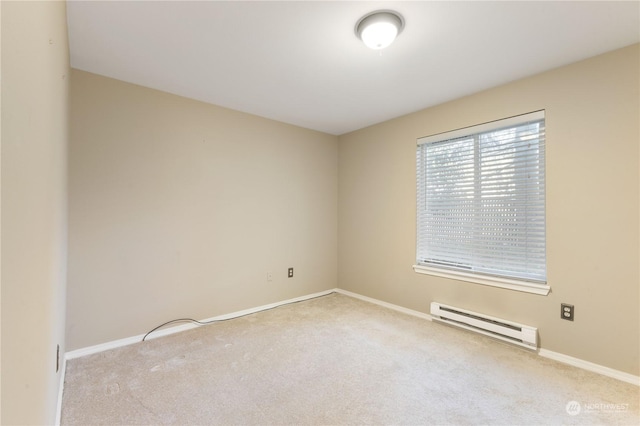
414, 111, 548, 295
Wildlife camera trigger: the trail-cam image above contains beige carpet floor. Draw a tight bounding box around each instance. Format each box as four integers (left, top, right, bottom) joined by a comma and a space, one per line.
61, 293, 639, 425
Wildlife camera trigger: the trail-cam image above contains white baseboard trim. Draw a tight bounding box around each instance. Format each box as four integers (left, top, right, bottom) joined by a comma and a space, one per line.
66, 334, 142, 360
336, 289, 638, 387
55, 353, 67, 426
335, 288, 432, 321
63, 287, 638, 389
538, 348, 639, 386
65, 288, 338, 360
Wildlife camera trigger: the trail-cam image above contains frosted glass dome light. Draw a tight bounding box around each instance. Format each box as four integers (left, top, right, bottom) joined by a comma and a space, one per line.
356, 11, 404, 50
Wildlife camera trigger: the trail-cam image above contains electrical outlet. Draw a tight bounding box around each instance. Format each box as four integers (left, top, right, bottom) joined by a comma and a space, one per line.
288, 267, 294, 278
56, 344, 60, 372
561, 303, 574, 321
267, 272, 273, 282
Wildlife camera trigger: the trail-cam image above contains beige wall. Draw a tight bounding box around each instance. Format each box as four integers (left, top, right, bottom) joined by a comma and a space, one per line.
338, 44, 639, 375
1, 1, 69, 424
67, 70, 338, 350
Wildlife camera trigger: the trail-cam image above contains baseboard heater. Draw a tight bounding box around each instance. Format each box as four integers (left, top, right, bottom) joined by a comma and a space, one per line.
430, 302, 538, 349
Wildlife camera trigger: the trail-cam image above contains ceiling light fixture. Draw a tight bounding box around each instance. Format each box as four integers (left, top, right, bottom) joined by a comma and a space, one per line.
355, 10, 405, 50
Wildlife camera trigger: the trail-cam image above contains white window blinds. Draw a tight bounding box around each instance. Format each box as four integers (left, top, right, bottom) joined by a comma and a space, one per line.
416, 111, 546, 284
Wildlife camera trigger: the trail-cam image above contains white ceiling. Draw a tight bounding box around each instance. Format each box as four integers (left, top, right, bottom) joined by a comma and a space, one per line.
67, 1, 640, 135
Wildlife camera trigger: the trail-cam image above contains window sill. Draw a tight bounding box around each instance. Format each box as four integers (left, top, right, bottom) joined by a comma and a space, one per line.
412, 265, 550, 296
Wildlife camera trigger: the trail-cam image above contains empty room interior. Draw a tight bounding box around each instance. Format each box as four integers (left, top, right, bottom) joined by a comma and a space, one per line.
2, 1, 639, 425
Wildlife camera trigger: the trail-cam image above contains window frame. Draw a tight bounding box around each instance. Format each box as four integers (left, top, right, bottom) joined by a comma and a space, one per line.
413, 111, 549, 296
